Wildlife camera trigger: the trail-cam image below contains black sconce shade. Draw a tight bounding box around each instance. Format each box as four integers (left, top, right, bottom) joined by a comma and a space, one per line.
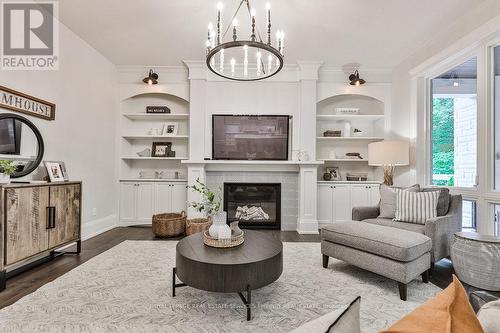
349, 70, 366, 86
143, 69, 159, 85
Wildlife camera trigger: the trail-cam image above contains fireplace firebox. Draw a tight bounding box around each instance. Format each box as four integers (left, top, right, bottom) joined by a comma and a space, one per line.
223, 183, 281, 229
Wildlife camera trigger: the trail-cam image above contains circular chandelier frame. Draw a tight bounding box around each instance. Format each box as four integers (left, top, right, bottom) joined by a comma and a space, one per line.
206, 40, 284, 81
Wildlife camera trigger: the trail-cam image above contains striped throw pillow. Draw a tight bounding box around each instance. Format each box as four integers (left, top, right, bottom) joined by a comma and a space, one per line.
394, 190, 439, 224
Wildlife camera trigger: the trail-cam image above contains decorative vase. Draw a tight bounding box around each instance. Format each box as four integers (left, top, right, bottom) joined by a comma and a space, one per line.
208, 211, 230, 239
0, 173, 10, 184
343, 121, 352, 137
230, 221, 242, 236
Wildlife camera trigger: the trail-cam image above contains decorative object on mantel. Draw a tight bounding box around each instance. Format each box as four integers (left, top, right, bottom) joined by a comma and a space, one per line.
136, 148, 151, 157
297, 150, 309, 161
44, 161, 67, 182
203, 230, 245, 248
335, 107, 359, 115
162, 122, 178, 136
353, 128, 363, 137
323, 172, 332, 181
146, 106, 170, 114
368, 140, 409, 185
349, 70, 366, 86
189, 178, 231, 240
326, 167, 341, 181
323, 130, 342, 137
142, 69, 159, 85
0, 85, 55, 120
346, 173, 368, 181
151, 142, 172, 157
205, 0, 284, 81
346, 152, 363, 159
186, 217, 213, 236
0, 160, 16, 184
152, 211, 186, 237
156, 170, 179, 179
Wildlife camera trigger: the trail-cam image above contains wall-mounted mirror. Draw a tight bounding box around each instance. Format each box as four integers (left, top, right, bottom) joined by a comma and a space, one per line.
0, 113, 44, 178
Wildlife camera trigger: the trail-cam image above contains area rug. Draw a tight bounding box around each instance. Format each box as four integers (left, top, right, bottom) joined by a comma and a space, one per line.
0, 241, 441, 333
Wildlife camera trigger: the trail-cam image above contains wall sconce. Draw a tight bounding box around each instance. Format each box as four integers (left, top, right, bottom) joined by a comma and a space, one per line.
349, 70, 366, 86
143, 69, 159, 85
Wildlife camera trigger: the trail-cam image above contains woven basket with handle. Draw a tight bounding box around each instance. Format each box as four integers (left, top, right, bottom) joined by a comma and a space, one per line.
186, 217, 213, 236
152, 211, 186, 237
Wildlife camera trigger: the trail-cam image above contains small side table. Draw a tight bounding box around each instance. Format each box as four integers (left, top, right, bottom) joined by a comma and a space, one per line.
451, 232, 500, 291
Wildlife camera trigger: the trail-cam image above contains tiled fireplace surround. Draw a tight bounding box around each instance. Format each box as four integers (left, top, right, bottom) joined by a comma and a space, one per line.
206, 172, 298, 231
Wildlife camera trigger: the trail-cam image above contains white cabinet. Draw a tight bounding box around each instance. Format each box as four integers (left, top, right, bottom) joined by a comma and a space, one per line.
318, 182, 380, 225
120, 181, 187, 224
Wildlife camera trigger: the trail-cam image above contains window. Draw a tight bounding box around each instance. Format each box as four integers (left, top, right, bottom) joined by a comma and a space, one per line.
430, 58, 477, 187
494, 204, 500, 236
494, 46, 500, 189
462, 200, 477, 231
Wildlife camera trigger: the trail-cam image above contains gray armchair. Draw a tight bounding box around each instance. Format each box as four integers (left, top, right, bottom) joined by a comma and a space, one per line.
352, 194, 462, 265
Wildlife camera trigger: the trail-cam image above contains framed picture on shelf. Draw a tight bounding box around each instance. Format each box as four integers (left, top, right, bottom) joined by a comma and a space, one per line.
44, 161, 66, 182
162, 122, 178, 136
152, 142, 172, 157
326, 167, 341, 181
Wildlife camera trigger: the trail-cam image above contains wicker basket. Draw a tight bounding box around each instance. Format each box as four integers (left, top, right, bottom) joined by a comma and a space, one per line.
203, 230, 244, 248
186, 217, 213, 235
152, 211, 186, 237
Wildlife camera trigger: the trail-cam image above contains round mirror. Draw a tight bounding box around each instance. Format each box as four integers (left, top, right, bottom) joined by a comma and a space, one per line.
0, 113, 44, 178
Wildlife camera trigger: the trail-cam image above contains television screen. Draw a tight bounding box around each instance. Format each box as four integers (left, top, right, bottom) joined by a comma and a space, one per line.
212, 115, 290, 160
0, 118, 18, 154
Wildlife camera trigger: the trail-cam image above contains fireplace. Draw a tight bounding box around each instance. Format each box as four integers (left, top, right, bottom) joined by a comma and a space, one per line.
223, 183, 281, 229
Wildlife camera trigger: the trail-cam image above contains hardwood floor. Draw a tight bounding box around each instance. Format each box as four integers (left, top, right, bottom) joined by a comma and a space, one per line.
0, 226, 466, 309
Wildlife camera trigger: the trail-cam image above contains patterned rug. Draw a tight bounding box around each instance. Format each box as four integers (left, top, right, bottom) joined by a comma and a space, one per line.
0, 241, 441, 333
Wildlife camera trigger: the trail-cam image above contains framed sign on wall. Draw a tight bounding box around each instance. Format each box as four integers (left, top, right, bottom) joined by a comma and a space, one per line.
0, 85, 55, 120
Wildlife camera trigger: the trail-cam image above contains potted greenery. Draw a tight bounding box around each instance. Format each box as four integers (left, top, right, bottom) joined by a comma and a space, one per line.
189, 178, 230, 238
353, 128, 364, 137
0, 160, 16, 184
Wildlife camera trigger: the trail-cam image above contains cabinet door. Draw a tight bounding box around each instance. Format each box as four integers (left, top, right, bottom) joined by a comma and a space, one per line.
332, 185, 351, 222
136, 182, 154, 223
317, 184, 333, 225
350, 184, 370, 208
48, 184, 81, 249
368, 185, 381, 206
170, 183, 187, 213
4, 187, 50, 265
120, 183, 136, 222
154, 183, 172, 214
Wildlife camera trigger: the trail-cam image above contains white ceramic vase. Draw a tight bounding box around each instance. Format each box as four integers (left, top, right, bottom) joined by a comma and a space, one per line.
0, 173, 10, 185
208, 211, 231, 239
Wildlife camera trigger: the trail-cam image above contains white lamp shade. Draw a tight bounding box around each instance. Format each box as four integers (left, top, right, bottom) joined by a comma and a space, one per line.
368, 140, 409, 166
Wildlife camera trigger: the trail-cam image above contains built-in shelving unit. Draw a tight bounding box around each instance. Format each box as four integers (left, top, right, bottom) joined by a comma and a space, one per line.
119, 92, 189, 182
316, 94, 386, 181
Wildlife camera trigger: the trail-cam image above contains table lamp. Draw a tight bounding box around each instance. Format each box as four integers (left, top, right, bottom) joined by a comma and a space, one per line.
368, 140, 409, 186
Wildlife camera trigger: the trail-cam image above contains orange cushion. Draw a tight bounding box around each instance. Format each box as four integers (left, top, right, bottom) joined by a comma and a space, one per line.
382, 275, 484, 333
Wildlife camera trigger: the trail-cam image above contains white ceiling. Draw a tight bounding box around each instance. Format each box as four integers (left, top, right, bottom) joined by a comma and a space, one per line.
56, 0, 486, 69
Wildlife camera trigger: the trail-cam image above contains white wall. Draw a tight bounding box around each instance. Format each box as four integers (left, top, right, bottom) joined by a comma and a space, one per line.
390, 0, 500, 186
0, 20, 118, 239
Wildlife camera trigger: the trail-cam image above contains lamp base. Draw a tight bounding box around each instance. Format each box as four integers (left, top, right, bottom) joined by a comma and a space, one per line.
383, 165, 395, 186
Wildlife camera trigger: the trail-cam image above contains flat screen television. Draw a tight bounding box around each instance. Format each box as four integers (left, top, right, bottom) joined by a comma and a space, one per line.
0, 118, 21, 155
212, 115, 290, 160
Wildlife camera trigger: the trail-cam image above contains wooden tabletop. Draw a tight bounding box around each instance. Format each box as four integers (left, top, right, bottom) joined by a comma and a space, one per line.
176, 230, 283, 265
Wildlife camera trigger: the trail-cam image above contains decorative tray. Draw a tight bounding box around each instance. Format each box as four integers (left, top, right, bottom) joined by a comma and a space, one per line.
203, 230, 244, 248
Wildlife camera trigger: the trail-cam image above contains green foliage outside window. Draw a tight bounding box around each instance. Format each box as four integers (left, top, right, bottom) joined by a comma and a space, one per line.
432, 98, 454, 186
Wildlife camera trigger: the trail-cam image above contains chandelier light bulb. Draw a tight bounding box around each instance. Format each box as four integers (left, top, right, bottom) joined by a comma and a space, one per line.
232, 18, 238, 27
220, 48, 225, 73
217, 2, 223, 11
208, 22, 213, 30
251, 8, 256, 17
266, 2, 271, 10
256, 51, 262, 76
230, 58, 236, 76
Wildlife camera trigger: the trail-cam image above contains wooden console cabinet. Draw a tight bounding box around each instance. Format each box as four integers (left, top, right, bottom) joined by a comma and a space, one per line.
0, 182, 82, 291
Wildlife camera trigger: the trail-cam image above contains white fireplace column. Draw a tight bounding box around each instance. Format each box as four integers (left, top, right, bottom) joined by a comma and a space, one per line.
297, 163, 321, 234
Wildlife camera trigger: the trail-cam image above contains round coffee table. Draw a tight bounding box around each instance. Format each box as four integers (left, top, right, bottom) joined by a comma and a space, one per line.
172, 230, 283, 320
451, 231, 500, 291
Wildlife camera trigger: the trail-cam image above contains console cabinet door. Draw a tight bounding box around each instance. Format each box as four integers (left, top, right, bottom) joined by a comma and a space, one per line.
120, 183, 137, 222
332, 185, 351, 222
154, 183, 172, 214
4, 187, 50, 265
136, 182, 154, 223
170, 183, 187, 213
317, 184, 333, 225
368, 185, 381, 206
48, 184, 81, 249
350, 184, 370, 208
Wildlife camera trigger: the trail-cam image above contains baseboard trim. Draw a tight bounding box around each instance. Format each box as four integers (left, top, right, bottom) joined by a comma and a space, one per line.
82, 214, 118, 241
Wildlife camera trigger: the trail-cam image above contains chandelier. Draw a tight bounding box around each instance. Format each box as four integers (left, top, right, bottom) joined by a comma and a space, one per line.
205, 0, 285, 81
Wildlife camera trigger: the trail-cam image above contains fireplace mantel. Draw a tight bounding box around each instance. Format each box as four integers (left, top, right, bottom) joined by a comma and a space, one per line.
182, 160, 323, 172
